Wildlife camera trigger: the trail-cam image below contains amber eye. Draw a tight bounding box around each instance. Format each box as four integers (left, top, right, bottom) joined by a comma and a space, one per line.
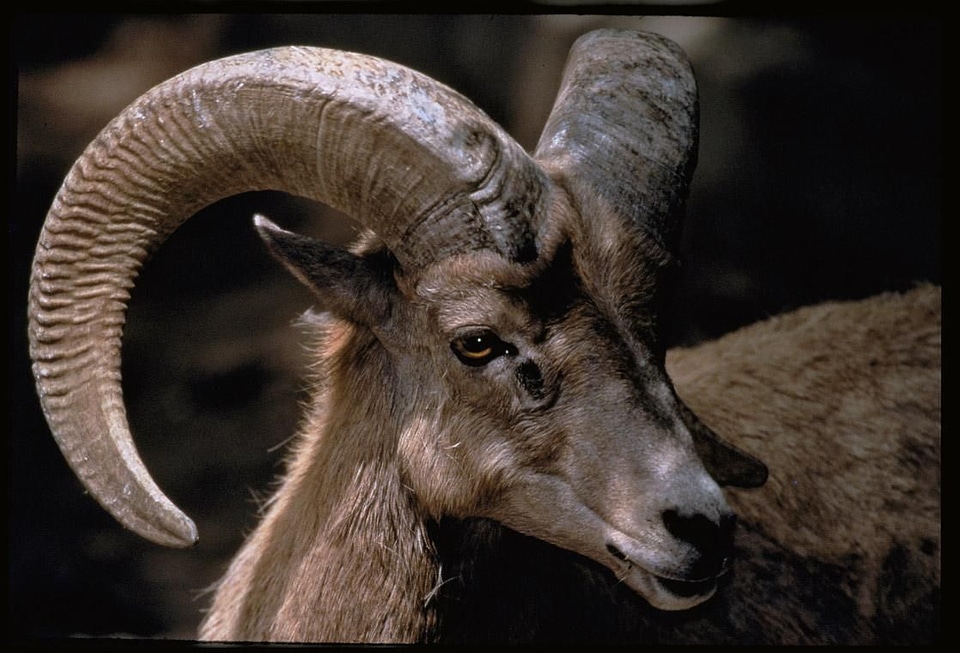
451, 330, 512, 367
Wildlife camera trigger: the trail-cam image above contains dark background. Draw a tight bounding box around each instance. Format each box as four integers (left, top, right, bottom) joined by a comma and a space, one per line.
10, 12, 941, 640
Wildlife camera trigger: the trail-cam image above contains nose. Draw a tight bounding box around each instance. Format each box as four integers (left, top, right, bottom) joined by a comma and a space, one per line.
662, 508, 737, 578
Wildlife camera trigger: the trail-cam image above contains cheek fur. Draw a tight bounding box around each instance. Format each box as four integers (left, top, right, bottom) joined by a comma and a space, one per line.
397, 406, 523, 518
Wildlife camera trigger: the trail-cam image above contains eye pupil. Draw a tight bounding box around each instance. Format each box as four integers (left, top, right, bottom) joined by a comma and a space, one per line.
451, 330, 509, 366
464, 335, 492, 354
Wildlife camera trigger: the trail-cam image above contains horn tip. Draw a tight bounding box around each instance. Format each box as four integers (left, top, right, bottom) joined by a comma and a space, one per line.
151, 512, 199, 548
124, 499, 198, 548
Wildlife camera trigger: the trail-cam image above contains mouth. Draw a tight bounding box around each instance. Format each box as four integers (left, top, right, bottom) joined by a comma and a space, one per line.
656, 574, 720, 599
488, 474, 732, 612
605, 542, 725, 610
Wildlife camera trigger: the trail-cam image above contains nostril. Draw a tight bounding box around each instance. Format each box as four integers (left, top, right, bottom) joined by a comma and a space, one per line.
662, 509, 717, 547
662, 509, 737, 577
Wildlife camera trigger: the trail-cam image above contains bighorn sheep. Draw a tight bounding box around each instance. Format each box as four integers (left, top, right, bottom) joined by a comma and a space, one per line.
28, 28, 939, 643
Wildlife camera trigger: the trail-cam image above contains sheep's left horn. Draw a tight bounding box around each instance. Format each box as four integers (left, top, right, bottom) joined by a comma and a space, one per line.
534, 29, 766, 486
534, 29, 699, 252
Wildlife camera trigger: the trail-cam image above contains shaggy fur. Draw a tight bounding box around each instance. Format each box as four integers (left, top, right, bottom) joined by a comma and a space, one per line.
667, 283, 940, 644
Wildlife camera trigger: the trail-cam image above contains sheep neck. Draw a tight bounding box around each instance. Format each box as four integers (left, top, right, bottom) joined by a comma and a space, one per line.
202, 328, 440, 643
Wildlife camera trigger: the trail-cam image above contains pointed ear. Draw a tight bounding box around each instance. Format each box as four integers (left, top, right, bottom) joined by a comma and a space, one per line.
253, 214, 397, 328
677, 400, 768, 489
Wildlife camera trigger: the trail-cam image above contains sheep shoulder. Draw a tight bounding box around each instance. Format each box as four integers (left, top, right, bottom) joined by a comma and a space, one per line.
667, 283, 940, 641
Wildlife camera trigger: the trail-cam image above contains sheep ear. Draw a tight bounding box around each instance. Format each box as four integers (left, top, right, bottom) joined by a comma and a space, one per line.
253, 214, 396, 327
678, 401, 768, 488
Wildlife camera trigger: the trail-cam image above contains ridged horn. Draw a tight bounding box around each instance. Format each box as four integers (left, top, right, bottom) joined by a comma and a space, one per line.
28, 46, 549, 547
534, 29, 699, 252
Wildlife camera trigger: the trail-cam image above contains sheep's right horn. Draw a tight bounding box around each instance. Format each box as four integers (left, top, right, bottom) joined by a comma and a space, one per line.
28, 46, 549, 546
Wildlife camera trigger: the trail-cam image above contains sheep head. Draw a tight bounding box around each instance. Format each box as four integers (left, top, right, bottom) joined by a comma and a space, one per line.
28, 29, 766, 614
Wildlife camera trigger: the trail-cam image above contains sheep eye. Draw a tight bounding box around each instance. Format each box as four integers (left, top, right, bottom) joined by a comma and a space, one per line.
451, 330, 511, 367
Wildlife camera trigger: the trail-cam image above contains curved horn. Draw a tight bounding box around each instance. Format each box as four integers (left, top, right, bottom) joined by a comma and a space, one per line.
534, 29, 699, 252
28, 46, 549, 547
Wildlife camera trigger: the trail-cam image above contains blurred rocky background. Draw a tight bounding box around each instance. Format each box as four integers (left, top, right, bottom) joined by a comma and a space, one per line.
11, 13, 940, 640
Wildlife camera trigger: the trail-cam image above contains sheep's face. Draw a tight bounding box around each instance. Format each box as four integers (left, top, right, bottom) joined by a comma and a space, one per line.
268, 203, 738, 612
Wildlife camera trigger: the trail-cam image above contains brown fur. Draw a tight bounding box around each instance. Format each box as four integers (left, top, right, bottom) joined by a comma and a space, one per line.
200, 323, 441, 641
666, 283, 940, 643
